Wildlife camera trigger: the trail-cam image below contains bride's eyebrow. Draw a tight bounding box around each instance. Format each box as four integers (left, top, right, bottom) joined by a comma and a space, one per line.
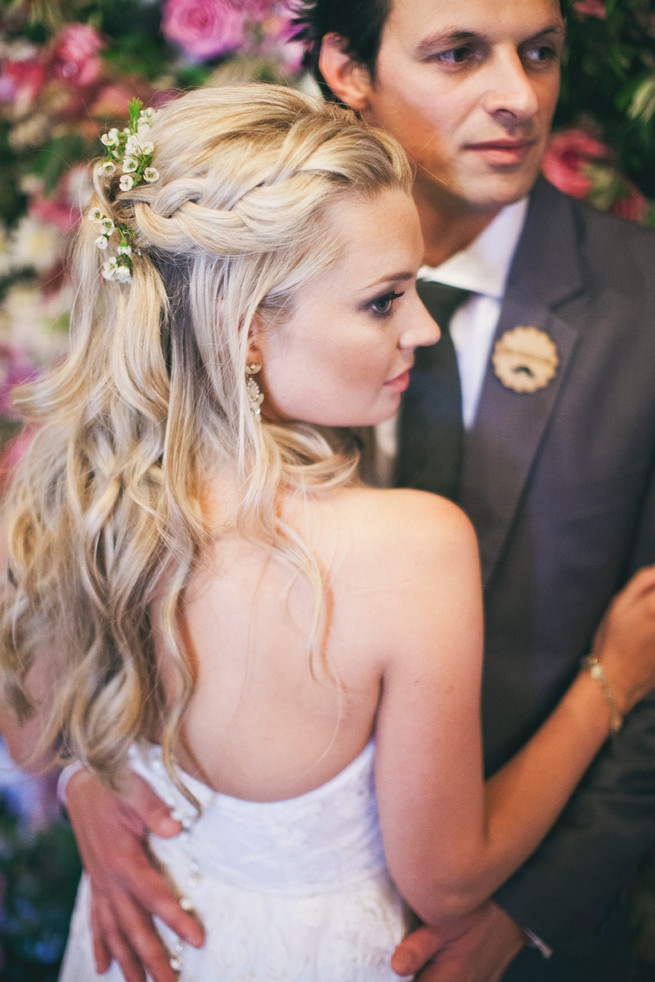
360, 271, 415, 293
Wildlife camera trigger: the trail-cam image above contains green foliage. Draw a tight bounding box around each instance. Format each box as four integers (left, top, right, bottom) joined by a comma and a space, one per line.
0, 795, 81, 980
556, 0, 655, 197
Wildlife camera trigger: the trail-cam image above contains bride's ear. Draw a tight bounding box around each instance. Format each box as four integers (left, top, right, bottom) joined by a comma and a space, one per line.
246, 316, 265, 367
319, 33, 374, 113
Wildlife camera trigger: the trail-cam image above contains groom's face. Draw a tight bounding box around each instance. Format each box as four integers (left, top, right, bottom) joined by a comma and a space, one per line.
326, 0, 565, 216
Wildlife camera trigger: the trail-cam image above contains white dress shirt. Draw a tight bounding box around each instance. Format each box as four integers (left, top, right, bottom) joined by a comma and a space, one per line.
375, 198, 528, 478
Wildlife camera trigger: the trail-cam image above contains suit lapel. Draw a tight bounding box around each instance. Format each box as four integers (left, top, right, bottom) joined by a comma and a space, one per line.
459, 180, 584, 587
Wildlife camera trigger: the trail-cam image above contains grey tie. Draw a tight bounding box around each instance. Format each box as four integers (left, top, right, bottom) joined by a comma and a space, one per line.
395, 281, 471, 500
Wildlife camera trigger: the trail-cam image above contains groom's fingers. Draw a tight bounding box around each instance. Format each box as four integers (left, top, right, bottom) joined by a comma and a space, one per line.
391, 924, 442, 975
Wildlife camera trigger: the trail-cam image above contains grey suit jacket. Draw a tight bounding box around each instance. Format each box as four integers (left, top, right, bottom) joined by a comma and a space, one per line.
460, 178, 655, 949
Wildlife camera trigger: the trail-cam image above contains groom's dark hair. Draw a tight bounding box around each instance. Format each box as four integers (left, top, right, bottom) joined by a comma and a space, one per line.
292, 0, 569, 103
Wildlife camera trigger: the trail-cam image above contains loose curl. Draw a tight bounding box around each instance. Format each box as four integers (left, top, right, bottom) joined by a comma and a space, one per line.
0, 84, 412, 798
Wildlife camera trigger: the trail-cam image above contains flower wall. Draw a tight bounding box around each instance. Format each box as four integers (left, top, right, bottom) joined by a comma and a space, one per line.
0, 0, 304, 463
546, 0, 655, 224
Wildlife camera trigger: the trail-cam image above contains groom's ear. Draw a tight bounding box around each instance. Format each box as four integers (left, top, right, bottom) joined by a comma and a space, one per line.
319, 33, 374, 113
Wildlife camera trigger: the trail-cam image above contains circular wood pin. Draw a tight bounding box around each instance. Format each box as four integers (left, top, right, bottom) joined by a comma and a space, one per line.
492, 326, 559, 393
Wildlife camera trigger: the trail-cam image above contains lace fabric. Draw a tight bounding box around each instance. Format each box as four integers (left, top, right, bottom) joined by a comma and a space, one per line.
59, 741, 414, 980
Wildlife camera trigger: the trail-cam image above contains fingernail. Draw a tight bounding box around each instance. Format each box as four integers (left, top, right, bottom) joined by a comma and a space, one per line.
390, 952, 410, 975
157, 814, 182, 835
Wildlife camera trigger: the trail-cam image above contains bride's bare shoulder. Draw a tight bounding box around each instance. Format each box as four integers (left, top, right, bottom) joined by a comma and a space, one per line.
322, 486, 478, 577
314, 487, 481, 662
346, 485, 472, 535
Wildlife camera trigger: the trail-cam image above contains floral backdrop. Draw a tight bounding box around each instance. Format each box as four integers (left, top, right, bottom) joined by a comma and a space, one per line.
0, 0, 654, 978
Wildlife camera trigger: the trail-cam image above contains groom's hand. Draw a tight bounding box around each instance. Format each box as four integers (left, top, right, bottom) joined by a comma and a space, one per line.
66, 768, 205, 982
391, 901, 526, 982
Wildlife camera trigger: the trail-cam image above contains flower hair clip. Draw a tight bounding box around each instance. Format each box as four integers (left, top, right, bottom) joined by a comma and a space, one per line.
98, 97, 159, 189
89, 97, 159, 282
88, 207, 134, 282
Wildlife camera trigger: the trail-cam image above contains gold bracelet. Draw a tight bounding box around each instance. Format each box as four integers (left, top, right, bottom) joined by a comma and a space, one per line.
580, 655, 624, 734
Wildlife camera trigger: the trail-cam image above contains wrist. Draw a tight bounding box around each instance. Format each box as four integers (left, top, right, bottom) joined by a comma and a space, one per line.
580, 655, 624, 733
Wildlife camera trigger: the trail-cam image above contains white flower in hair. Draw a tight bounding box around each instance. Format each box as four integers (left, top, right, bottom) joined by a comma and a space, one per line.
101, 128, 120, 148
101, 257, 132, 283
101, 258, 117, 279
94, 98, 159, 286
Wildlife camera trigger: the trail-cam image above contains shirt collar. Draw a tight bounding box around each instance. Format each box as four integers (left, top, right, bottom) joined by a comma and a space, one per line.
419, 197, 528, 300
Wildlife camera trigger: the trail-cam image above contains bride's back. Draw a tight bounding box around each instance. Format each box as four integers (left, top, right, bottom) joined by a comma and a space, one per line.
156, 483, 423, 803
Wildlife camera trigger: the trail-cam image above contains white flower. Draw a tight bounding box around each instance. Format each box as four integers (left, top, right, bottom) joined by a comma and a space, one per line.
100, 217, 115, 234
117, 244, 132, 256
140, 141, 154, 156
100, 128, 119, 148
143, 167, 159, 183
122, 157, 139, 174
101, 255, 132, 283
88, 207, 104, 223
20, 174, 43, 195
97, 161, 116, 177
119, 174, 135, 191
8, 215, 63, 273
0, 281, 72, 361
95, 235, 109, 250
9, 113, 50, 152
125, 135, 140, 153
0, 224, 11, 278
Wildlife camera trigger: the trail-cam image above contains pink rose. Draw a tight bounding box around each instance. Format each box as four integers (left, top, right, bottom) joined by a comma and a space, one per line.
48, 24, 104, 87
0, 345, 36, 419
610, 185, 648, 224
541, 128, 608, 199
255, 5, 304, 73
28, 164, 92, 235
162, 0, 246, 61
0, 427, 37, 491
241, 0, 275, 16
573, 0, 606, 18
0, 56, 46, 111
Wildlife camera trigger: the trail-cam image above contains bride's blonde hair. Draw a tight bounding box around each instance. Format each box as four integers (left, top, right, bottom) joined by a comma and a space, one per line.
0, 84, 412, 791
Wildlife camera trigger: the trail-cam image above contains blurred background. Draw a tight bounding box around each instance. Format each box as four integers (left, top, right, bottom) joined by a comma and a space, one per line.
0, 1, 654, 978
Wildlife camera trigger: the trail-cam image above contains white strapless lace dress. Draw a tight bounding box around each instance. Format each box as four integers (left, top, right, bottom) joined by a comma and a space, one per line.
59, 741, 413, 980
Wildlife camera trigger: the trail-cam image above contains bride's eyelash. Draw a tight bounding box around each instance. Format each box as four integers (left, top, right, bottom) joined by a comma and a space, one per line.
367, 290, 405, 318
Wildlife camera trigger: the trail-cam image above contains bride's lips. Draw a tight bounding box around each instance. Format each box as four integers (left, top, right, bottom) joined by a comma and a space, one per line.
466, 138, 536, 164
385, 368, 411, 393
